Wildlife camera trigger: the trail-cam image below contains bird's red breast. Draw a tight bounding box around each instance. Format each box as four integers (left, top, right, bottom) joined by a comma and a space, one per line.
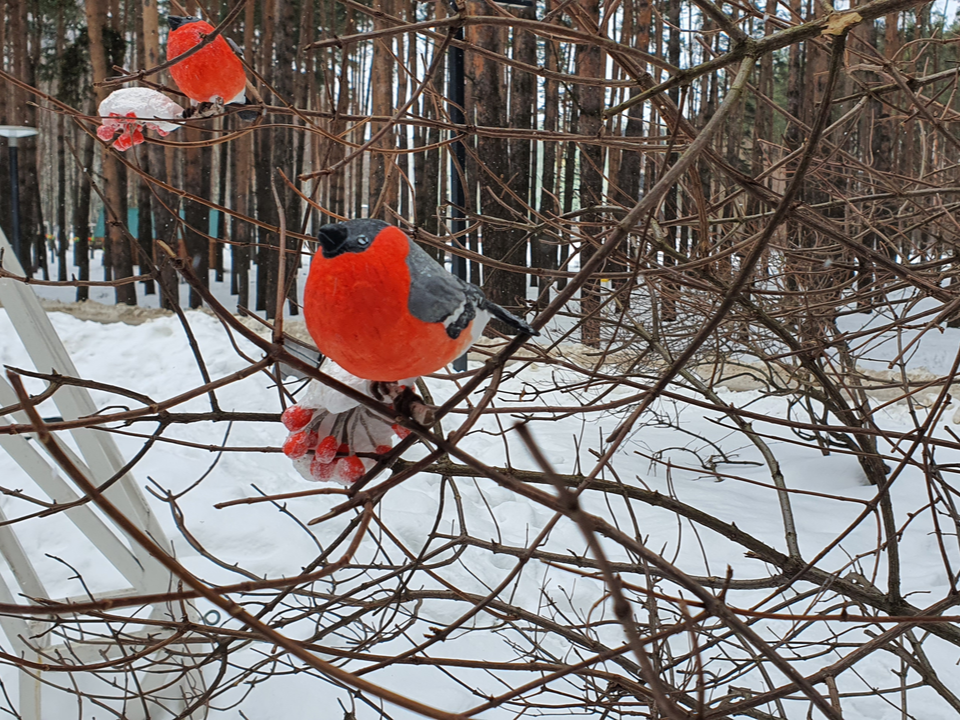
167, 20, 246, 104
304, 226, 474, 381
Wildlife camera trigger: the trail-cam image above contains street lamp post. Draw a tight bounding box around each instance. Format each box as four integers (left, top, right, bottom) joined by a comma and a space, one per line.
0, 126, 39, 269
446, 3, 468, 371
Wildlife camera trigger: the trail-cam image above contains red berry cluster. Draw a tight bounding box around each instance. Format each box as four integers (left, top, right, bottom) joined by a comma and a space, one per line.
97, 112, 147, 151
97, 110, 175, 151
280, 403, 395, 485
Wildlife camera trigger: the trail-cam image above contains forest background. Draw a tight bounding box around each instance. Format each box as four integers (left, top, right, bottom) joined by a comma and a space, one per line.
5, 0, 956, 341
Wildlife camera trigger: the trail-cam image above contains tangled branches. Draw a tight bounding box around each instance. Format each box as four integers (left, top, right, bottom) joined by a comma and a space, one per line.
1, 0, 960, 717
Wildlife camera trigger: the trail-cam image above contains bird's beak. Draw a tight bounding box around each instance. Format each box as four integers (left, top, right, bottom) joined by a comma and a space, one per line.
317, 224, 350, 257
166, 15, 194, 31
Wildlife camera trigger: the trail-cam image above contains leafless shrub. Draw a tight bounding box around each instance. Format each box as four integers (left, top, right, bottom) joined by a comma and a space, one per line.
2, 0, 960, 717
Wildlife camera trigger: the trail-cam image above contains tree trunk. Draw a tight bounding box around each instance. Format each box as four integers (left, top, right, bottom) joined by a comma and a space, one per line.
396, 0, 414, 221
8, 0, 45, 278
255, 0, 277, 315
182, 123, 211, 309
659, 0, 682, 323
85, 0, 136, 304
784, 0, 805, 149
754, 0, 777, 176
53, 5, 68, 282
150, 143, 179, 309
230, 0, 256, 308
275, 0, 301, 317
132, 0, 153, 294
215, 117, 227, 284
469, 1, 526, 331
558, 101, 578, 292
232, 116, 253, 309
509, 8, 536, 298
414, 1, 442, 259
576, 0, 604, 346
369, 0, 397, 218
141, 0, 178, 303
326, 10, 354, 221
536, 34, 560, 307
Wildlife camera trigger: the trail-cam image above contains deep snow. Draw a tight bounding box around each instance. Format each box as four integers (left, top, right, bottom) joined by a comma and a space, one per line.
2, 262, 960, 717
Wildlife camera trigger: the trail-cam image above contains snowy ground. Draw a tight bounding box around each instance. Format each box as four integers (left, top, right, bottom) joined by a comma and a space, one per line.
2, 251, 960, 718
29, 246, 313, 315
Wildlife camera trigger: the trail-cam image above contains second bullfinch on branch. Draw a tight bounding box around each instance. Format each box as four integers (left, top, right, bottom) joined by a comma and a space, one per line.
166, 16, 258, 120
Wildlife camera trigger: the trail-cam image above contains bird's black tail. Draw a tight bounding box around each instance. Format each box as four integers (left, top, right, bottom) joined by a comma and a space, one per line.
483, 301, 539, 336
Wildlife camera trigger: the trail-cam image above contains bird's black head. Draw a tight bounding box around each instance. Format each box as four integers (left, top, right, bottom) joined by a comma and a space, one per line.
316, 219, 390, 259
167, 15, 202, 31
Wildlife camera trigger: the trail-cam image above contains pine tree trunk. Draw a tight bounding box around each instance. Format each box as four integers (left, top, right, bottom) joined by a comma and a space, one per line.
131, 0, 152, 293
327, 10, 353, 221
613, 0, 649, 307
469, 1, 526, 330
370, 0, 397, 218
182, 125, 211, 309
536, 34, 560, 307
256, 0, 278, 315
414, 1, 443, 259
558, 102, 578, 292
275, 0, 301, 317
85, 0, 136, 304
659, 0, 682, 323
54, 5, 68, 282
232, 118, 253, 308
509, 7, 536, 298
140, 0, 172, 300
8, 0, 44, 278
396, 0, 415, 221
150, 143, 179, 309
576, 0, 604, 346
215, 118, 227, 284
231, 0, 256, 310
22, 0, 46, 279
754, 0, 776, 176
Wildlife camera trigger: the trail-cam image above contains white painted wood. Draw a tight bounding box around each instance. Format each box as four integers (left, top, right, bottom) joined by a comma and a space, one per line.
0, 236, 171, 581
0, 380, 151, 587
0, 228, 203, 718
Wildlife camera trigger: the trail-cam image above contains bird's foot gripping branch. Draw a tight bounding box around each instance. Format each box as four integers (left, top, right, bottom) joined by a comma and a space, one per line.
280, 362, 429, 485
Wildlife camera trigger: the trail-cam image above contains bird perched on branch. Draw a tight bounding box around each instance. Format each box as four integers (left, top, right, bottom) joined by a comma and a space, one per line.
166, 16, 258, 120
304, 219, 538, 383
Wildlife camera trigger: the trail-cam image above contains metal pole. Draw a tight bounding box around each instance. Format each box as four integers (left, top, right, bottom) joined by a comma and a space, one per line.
8, 139, 22, 268
448, 20, 468, 372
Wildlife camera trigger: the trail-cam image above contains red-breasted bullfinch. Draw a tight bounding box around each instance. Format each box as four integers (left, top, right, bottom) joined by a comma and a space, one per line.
303, 219, 538, 382
166, 16, 257, 119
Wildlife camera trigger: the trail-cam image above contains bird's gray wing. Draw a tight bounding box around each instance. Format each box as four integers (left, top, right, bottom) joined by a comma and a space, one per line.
226, 36, 244, 58
405, 238, 478, 339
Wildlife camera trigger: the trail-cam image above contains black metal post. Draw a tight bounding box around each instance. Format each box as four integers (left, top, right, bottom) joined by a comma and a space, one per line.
8, 142, 22, 268
443, 0, 532, 371
448, 21, 468, 372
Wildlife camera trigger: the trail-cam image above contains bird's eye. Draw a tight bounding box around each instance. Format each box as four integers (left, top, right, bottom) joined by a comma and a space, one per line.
356, 235, 369, 246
